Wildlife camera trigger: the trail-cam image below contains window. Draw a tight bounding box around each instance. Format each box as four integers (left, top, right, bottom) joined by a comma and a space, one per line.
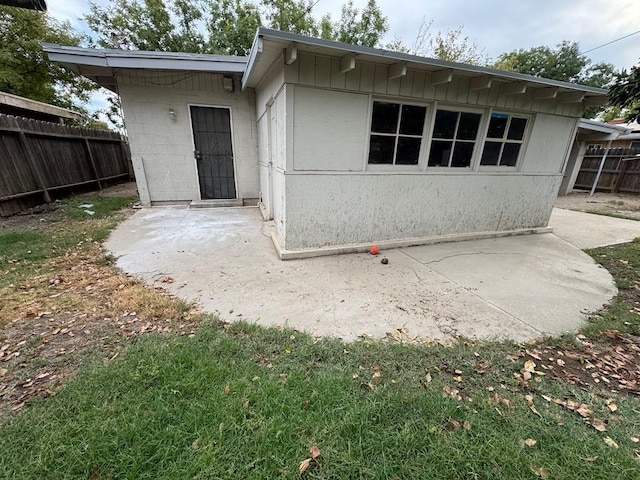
480, 113, 528, 167
428, 109, 482, 167
368, 101, 428, 165
631, 141, 640, 150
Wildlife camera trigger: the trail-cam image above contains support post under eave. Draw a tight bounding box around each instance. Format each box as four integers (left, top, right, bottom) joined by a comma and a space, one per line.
590, 139, 613, 197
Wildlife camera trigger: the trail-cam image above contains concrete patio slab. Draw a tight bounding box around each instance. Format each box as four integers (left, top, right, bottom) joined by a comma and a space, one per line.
549, 208, 640, 249
105, 207, 631, 342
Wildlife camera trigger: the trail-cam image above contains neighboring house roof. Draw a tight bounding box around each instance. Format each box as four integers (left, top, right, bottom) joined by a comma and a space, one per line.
243, 28, 607, 104
42, 43, 248, 92
0, 91, 82, 121
577, 118, 640, 142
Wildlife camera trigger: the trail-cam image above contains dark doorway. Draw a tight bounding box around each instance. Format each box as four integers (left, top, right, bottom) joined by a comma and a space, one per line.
190, 106, 236, 199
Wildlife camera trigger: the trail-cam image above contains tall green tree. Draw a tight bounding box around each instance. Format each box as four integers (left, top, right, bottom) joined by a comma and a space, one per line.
324, 0, 387, 47
0, 5, 95, 111
493, 41, 615, 88
86, 0, 389, 56
609, 62, 640, 122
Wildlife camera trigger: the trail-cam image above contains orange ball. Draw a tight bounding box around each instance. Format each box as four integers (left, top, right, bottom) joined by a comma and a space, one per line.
370, 245, 379, 255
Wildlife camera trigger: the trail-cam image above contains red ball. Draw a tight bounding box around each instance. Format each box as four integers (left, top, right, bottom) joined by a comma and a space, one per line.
370, 245, 379, 255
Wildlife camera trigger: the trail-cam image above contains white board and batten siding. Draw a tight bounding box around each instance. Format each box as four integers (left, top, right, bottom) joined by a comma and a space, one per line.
118, 69, 259, 204
285, 53, 584, 118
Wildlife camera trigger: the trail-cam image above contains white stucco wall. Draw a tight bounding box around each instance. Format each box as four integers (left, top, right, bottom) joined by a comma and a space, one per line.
118, 70, 259, 203
284, 173, 562, 249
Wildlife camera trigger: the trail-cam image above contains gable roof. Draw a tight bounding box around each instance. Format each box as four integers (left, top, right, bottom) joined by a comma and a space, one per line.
242, 28, 607, 104
42, 43, 247, 92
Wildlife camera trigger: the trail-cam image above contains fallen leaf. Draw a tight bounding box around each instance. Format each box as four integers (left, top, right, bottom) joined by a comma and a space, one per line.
524, 360, 537, 372
525, 438, 537, 447
576, 404, 592, 418
425, 372, 432, 383
530, 466, 550, 479
606, 399, 618, 412
556, 359, 566, 367
523, 371, 532, 381
310, 445, 321, 460
590, 418, 607, 432
463, 420, 471, 430
447, 418, 461, 430
603, 437, 619, 449
581, 456, 598, 462
299, 458, 311, 475
372, 371, 381, 381
630, 437, 639, 443
0, 368, 7, 377
224, 385, 230, 396
243, 400, 250, 409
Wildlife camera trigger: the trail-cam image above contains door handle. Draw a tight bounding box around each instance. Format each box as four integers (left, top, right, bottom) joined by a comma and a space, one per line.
194, 150, 202, 160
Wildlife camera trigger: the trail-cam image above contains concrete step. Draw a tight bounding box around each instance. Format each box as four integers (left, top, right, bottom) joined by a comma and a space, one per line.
189, 199, 243, 208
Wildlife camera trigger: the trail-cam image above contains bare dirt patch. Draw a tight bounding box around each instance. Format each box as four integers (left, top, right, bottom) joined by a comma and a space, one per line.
0, 243, 200, 418
555, 191, 640, 220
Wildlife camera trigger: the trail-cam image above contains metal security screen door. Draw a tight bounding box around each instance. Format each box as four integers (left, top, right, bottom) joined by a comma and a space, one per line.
190, 106, 237, 199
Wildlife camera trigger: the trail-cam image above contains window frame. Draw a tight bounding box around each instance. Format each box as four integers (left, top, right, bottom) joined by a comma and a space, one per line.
477, 110, 532, 172
365, 98, 432, 171
425, 105, 486, 170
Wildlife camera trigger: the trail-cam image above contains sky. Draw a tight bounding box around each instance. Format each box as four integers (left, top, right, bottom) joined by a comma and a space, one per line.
47, 0, 640, 118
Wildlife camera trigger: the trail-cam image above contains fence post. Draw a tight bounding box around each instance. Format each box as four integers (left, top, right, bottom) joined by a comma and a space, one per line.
17, 131, 51, 203
83, 138, 102, 190
590, 139, 613, 197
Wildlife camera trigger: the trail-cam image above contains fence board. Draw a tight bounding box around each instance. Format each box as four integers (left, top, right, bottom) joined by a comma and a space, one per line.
574, 146, 640, 193
0, 114, 132, 216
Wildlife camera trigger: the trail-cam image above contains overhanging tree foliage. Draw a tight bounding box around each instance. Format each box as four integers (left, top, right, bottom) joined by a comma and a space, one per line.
609, 62, 640, 123
0, 6, 95, 112
494, 41, 615, 88
494, 41, 616, 118
86, 0, 389, 55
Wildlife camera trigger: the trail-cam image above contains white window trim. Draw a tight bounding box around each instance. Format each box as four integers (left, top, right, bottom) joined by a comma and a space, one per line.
365, 97, 433, 172
424, 104, 487, 171
476, 110, 533, 173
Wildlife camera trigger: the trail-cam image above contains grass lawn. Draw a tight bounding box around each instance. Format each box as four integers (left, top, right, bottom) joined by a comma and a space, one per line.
1, 195, 640, 479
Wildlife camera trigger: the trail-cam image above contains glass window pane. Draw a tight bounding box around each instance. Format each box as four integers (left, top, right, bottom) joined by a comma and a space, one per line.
501, 143, 521, 166
399, 105, 427, 135
368, 135, 395, 164
487, 113, 508, 139
433, 110, 458, 139
371, 102, 399, 133
457, 113, 481, 140
396, 137, 421, 165
428, 140, 452, 166
451, 142, 474, 167
507, 117, 527, 140
480, 141, 502, 165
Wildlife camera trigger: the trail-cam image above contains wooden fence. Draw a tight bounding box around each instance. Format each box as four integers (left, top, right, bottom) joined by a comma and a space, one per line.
574, 146, 640, 194
0, 114, 132, 216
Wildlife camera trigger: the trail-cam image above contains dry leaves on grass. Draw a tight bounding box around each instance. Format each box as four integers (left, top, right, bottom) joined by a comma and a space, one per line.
519, 332, 640, 397
299, 445, 321, 475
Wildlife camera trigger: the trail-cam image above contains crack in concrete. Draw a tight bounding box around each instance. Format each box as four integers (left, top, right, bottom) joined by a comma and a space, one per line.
420, 251, 533, 266
400, 249, 544, 336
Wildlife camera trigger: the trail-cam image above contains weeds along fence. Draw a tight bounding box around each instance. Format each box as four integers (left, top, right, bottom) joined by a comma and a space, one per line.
0, 114, 132, 216
574, 146, 640, 194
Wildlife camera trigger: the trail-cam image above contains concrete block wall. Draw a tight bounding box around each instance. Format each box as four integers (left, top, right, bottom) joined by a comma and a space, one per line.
118, 70, 259, 204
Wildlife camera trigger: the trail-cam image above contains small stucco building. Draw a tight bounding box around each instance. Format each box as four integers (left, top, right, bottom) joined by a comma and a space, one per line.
44, 28, 607, 256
